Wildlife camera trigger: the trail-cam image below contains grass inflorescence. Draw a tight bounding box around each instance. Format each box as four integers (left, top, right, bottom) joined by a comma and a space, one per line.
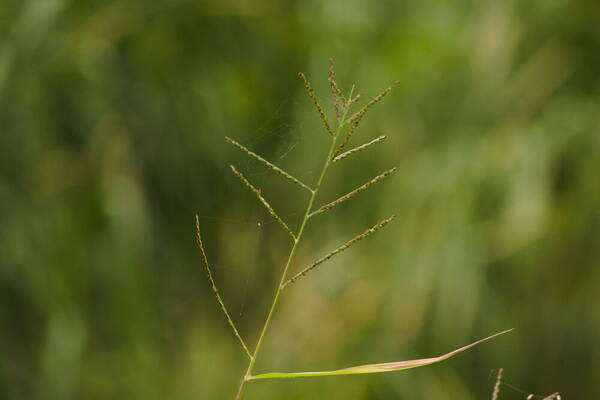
195, 60, 511, 399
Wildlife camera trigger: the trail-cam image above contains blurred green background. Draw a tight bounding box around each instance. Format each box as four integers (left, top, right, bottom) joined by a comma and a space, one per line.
1, 0, 599, 399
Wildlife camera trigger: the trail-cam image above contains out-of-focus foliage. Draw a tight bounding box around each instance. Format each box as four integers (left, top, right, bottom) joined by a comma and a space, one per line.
0, 1, 598, 399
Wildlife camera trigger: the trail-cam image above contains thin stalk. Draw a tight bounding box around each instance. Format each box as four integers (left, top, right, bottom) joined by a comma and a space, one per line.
234, 109, 349, 400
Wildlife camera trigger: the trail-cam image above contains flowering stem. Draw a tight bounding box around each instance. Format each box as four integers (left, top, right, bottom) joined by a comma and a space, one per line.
234, 108, 349, 400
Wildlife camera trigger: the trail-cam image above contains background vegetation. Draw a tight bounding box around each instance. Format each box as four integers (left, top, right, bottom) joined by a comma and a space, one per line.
1, 1, 599, 399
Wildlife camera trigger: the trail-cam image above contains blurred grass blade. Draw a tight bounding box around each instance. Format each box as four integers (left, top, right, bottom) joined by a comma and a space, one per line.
248, 329, 513, 380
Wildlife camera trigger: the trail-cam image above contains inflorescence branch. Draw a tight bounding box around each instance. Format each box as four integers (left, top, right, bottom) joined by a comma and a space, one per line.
309, 168, 397, 217
229, 165, 296, 241
195, 215, 253, 359
332, 135, 387, 163
225, 136, 314, 193
328, 58, 345, 121
282, 215, 396, 288
299, 72, 334, 137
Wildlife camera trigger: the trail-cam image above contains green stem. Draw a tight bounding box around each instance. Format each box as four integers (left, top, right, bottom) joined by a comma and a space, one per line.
234, 111, 348, 400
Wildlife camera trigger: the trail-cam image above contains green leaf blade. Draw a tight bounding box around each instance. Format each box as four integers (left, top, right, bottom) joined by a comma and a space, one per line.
248, 329, 513, 381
